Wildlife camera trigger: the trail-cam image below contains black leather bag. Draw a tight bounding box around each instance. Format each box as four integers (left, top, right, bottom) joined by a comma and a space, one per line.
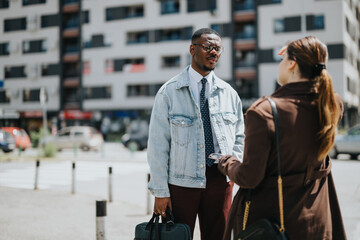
134, 208, 191, 240
235, 98, 289, 240
236, 218, 288, 240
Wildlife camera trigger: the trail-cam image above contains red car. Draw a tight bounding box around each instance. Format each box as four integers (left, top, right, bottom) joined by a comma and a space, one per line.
1, 127, 31, 150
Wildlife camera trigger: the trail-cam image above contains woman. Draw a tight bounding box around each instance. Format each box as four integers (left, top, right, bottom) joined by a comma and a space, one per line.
218, 36, 346, 240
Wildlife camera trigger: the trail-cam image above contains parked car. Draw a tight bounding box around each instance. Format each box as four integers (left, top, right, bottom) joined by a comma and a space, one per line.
121, 120, 148, 151
0, 129, 16, 153
40, 126, 104, 151
1, 127, 31, 150
330, 124, 360, 160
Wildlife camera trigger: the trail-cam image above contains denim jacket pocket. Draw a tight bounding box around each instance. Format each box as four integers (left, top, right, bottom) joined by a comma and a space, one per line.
170, 116, 194, 146
222, 112, 238, 124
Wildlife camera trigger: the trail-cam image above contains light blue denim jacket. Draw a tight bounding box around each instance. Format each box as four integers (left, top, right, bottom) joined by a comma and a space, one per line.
147, 66, 245, 197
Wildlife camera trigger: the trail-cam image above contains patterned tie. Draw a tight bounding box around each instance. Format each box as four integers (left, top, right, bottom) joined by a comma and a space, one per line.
200, 78, 215, 166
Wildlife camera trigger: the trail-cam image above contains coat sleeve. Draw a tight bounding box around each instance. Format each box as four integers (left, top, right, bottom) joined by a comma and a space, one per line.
218, 108, 271, 188
147, 89, 171, 197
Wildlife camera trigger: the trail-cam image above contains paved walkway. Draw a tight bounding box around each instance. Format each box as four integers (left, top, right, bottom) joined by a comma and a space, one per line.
0, 186, 150, 240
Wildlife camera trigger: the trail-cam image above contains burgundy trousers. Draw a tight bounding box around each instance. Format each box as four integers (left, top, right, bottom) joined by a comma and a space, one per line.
169, 165, 233, 240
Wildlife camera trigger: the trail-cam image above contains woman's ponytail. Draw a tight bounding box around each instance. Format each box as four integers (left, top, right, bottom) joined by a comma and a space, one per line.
315, 70, 340, 160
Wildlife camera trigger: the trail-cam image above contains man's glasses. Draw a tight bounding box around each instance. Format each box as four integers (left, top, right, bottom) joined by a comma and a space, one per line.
193, 44, 224, 54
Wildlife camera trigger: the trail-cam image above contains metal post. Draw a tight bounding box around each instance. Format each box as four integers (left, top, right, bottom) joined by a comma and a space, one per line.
146, 173, 151, 215
34, 160, 40, 190
108, 167, 112, 202
96, 200, 107, 240
71, 162, 76, 194
40, 87, 47, 140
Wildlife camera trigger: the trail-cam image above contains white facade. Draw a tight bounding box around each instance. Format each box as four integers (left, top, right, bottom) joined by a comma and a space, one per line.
0, 1, 60, 112
257, 0, 360, 116
82, 0, 232, 110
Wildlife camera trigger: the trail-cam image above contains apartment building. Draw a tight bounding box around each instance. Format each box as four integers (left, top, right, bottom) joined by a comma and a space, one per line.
0, 0, 233, 131
256, 0, 360, 127
1, 0, 359, 132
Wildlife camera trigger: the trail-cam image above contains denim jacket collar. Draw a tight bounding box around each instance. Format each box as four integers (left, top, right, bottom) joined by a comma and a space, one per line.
176, 65, 227, 91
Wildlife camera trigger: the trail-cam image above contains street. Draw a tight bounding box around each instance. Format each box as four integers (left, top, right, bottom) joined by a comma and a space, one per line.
0, 143, 360, 239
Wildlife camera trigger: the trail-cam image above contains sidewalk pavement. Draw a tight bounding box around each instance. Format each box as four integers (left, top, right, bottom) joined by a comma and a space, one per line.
0, 186, 150, 240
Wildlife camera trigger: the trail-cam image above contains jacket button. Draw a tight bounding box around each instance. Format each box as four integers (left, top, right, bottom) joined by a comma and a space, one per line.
200, 164, 204, 168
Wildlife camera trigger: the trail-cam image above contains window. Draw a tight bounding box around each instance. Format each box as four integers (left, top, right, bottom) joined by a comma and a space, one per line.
23, 89, 40, 102
236, 50, 256, 68
153, 27, 193, 42
84, 34, 111, 48
162, 56, 180, 68
0, 90, 10, 103
127, 31, 148, 44
127, 84, 162, 97
274, 16, 301, 33
187, 0, 216, 13
106, 58, 145, 73
64, 13, 79, 29
84, 86, 111, 99
23, 0, 46, 6
306, 15, 325, 30
106, 5, 144, 21
211, 23, 232, 37
161, 0, 180, 14
41, 14, 59, 28
235, 78, 255, 99
0, 0, 9, 9
235, 23, 256, 39
82, 10, 89, 24
5, 66, 26, 79
234, 0, 255, 11
4, 17, 27, 32
23, 39, 46, 54
41, 63, 59, 76
0, 43, 9, 56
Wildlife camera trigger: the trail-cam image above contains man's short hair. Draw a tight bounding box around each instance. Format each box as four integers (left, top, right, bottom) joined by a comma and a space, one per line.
191, 28, 221, 43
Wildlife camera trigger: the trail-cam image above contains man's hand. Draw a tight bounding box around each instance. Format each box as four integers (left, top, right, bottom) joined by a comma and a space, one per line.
154, 197, 172, 218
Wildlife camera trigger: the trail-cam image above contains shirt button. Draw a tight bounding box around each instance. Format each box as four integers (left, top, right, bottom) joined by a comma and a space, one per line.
200, 164, 204, 168
200, 183, 204, 187
199, 125, 202, 128
200, 145, 203, 149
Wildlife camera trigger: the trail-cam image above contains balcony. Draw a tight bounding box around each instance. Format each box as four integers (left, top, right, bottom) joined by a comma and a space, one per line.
235, 67, 256, 79
63, 77, 80, 87
63, 0, 79, 13
234, 1, 255, 22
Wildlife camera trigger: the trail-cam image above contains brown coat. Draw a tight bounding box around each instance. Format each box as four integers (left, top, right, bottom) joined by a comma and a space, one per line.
218, 82, 347, 240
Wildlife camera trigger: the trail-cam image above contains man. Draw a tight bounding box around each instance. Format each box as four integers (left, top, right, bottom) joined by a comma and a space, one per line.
147, 28, 245, 240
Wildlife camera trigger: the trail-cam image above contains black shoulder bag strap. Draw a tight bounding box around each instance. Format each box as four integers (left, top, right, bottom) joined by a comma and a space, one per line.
241, 97, 286, 233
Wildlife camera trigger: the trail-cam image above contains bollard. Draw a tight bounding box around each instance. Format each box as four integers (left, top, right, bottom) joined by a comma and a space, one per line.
71, 162, 76, 194
96, 200, 107, 240
108, 167, 113, 202
146, 173, 151, 215
18, 146, 22, 157
34, 160, 40, 190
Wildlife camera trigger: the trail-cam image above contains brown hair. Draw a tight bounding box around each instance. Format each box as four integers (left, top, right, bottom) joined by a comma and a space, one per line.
286, 36, 340, 161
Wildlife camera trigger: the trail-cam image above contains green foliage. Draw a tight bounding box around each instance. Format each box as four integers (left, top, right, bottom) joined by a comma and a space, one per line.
43, 143, 57, 158
30, 128, 51, 148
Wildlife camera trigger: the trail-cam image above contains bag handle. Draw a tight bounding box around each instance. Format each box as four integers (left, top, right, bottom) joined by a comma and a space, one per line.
242, 97, 286, 232
145, 213, 161, 240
